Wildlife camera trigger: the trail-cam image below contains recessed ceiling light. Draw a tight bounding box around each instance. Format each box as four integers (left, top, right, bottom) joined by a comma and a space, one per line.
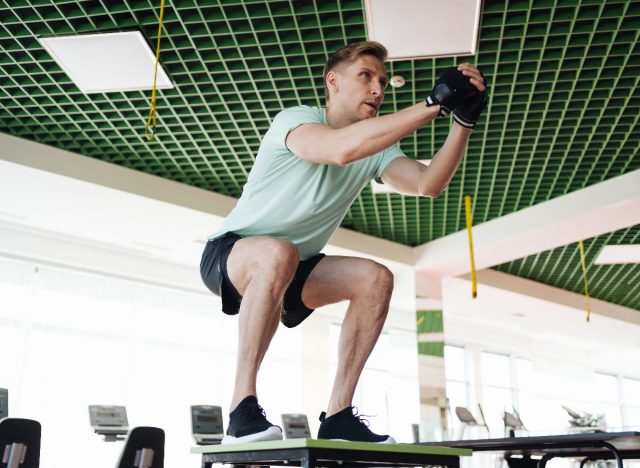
371, 159, 431, 194
594, 244, 640, 265
39, 31, 173, 94
365, 0, 482, 60
390, 75, 406, 88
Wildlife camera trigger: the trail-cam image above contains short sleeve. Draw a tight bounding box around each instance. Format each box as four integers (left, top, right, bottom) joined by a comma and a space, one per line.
266, 106, 324, 149
373, 143, 406, 182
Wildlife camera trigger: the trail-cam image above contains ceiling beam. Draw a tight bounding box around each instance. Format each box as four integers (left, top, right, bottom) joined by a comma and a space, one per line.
457, 269, 640, 326
0, 132, 237, 218
414, 169, 640, 276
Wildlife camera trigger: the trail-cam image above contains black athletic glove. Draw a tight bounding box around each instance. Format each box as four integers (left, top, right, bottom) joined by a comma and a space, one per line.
453, 73, 488, 129
426, 67, 477, 117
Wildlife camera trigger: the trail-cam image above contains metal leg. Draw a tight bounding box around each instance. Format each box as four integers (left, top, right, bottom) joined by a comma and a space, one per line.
537, 454, 554, 468
580, 457, 596, 468
301, 455, 315, 468
601, 441, 624, 468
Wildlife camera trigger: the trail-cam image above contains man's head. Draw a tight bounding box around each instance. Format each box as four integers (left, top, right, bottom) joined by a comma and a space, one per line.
323, 41, 389, 123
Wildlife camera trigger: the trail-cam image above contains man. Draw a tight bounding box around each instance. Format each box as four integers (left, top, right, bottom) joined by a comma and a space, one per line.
200, 41, 487, 444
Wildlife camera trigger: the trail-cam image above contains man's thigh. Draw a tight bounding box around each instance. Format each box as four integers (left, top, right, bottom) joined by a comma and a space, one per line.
226, 236, 298, 296
301, 256, 389, 309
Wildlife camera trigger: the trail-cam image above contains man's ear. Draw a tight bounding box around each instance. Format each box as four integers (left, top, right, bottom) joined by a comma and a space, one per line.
326, 70, 338, 94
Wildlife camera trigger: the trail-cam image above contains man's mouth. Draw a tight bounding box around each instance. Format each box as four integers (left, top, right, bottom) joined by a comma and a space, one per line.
364, 102, 379, 111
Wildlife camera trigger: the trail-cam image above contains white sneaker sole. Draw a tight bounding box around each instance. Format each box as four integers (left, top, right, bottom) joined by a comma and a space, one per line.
222, 425, 283, 444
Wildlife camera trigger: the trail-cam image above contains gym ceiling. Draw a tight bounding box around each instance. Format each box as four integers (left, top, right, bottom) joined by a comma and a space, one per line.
0, 0, 638, 310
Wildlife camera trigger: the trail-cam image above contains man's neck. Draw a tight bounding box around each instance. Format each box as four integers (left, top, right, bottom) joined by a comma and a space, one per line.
325, 104, 355, 129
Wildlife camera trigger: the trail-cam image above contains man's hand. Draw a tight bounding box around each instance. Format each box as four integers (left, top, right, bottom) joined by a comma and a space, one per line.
426, 67, 477, 117
453, 63, 489, 129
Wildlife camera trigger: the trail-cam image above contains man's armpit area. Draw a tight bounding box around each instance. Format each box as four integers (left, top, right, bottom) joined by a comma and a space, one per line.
284, 122, 310, 153
285, 122, 328, 156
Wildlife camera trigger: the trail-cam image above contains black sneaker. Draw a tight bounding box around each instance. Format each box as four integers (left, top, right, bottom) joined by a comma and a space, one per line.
222, 395, 283, 444
317, 407, 396, 443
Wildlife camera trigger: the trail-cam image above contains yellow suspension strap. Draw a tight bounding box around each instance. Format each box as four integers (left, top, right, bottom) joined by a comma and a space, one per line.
145, 0, 166, 141
464, 195, 478, 298
578, 240, 592, 322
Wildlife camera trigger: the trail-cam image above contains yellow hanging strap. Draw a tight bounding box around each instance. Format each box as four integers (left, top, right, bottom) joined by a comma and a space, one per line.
578, 240, 592, 322
464, 195, 478, 298
145, 0, 166, 141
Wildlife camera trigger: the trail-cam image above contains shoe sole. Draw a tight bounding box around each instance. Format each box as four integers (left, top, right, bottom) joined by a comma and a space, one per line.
222, 426, 283, 444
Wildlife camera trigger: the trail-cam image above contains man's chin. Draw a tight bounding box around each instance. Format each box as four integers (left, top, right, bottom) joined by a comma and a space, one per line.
349, 108, 377, 123
361, 109, 378, 119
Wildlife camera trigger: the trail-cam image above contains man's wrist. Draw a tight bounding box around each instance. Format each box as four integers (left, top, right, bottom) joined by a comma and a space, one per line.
452, 119, 474, 135
423, 102, 441, 118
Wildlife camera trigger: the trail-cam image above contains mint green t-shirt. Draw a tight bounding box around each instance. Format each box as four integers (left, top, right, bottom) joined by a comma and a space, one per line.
211, 105, 405, 260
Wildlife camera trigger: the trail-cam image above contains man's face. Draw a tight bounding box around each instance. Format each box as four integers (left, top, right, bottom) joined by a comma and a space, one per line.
330, 55, 389, 123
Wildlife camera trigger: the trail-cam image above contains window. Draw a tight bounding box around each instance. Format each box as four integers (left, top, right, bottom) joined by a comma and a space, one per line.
623, 377, 640, 427
480, 352, 513, 434
595, 373, 623, 428
0, 257, 295, 468
444, 345, 470, 431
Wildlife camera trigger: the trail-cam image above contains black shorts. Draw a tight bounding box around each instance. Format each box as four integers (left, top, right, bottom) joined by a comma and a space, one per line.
199, 232, 325, 328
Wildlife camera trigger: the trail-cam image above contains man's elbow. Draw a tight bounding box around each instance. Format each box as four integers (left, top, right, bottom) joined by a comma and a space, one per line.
331, 133, 361, 165
419, 185, 446, 198
334, 149, 357, 166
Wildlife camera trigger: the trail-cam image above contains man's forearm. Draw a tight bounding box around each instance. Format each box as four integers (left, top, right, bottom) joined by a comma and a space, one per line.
335, 103, 440, 165
418, 122, 472, 197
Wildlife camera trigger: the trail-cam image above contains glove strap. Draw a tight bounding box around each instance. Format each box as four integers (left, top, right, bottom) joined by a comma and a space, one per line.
425, 97, 449, 117
453, 112, 475, 129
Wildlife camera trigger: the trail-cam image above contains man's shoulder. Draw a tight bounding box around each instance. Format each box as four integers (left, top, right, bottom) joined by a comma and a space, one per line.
273, 105, 324, 122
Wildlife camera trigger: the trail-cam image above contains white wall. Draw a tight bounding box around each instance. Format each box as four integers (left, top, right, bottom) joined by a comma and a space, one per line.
0, 230, 420, 468
442, 275, 640, 380
441, 274, 640, 436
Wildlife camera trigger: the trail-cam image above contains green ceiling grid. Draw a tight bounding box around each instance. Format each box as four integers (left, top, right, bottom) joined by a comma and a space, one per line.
580, 37, 640, 183
495, 225, 640, 309
160, 1, 256, 189
3, 21, 165, 182
80, 2, 229, 191
475, 0, 511, 224
521, 1, 600, 211
535, 3, 634, 205
497, 3, 559, 218
0, 0, 638, 309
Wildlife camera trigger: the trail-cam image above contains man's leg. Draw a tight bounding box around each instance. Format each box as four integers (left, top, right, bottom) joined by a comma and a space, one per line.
301, 256, 394, 416
224, 237, 299, 411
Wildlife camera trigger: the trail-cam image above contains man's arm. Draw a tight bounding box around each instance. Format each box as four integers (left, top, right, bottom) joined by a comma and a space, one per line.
379, 122, 472, 197
380, 63, 488, 197
287, 63, 485, 167
286, 103, 441, 166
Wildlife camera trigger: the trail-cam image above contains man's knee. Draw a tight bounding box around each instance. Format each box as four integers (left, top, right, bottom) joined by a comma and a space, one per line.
361, 260, 394, 300
256, 238, 299, 281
